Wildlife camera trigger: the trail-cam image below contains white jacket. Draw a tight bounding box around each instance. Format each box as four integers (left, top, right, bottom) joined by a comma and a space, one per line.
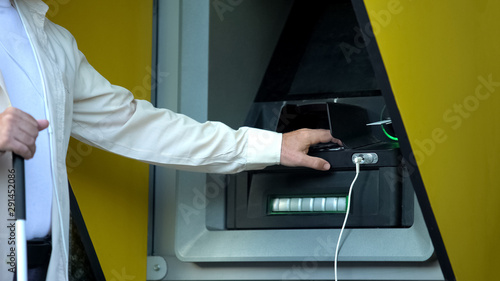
0, 0, 282, 280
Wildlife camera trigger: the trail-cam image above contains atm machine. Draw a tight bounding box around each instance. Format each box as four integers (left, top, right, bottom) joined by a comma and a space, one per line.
149, 0, 445, 280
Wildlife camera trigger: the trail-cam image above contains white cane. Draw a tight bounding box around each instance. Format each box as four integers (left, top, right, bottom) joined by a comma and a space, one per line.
14, 154, 27, 281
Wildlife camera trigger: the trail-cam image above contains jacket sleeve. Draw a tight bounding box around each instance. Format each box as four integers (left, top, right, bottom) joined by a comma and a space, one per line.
68, 38, 282, 174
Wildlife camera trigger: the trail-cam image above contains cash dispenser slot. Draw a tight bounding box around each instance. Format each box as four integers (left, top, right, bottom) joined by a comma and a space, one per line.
227, 165, 414, 230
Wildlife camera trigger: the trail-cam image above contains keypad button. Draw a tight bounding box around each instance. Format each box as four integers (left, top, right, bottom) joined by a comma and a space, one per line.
313, 197, 326, 212
271, 198, 280, 212
290, 198, 302, 211
337, 197, 347, 212
278, 198, 291, 212
325, 197, 338, 212
301, 198, 314, 212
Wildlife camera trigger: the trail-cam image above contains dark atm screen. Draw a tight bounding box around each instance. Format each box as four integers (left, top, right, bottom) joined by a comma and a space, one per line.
255, 0, 380, 102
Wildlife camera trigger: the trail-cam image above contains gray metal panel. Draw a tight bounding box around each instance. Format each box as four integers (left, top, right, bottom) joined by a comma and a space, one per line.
152, 0, 182, 262
175, 186, 433, 262
148, 0, 159, 257
162, 257, 444, 281
178, 0, 209, 121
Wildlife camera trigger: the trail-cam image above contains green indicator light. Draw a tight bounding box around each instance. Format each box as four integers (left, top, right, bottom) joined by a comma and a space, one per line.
380, 105, 398, 141
382, 125, 398, 141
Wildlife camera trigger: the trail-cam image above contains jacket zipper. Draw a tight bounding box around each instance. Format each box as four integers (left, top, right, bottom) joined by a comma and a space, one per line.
14, 0, 69, 264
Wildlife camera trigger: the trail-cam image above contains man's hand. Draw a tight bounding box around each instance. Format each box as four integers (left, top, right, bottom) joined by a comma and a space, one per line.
0, 107, 49, 159
281, 128, 342, 171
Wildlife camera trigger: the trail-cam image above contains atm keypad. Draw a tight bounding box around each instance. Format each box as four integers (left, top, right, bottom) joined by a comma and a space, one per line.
270, 196, 347, 214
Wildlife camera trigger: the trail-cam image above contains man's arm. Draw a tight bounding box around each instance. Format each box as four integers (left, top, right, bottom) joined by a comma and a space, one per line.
0, 105, 339, 172
36, 20, 339, 173
281, 128, 342, 171
0, 107, 49, 159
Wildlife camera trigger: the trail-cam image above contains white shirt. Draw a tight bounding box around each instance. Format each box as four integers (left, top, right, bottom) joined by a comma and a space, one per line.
0, 0, 53, 239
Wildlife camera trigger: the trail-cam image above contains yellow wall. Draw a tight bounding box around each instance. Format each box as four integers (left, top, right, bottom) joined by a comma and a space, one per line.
364, 0, 500, 280
45, 0, 153, 280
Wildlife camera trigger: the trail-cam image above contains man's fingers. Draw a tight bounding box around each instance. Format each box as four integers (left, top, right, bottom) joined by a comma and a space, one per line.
37, 120, 49, 131
300, 155, 331, 171
0, 107, 41, 159
6, 107, 40, 138
11, 141, 34, 159
305, 129, 334, 144
14, 132, 37, 158
3, 136, 35, 159
331, 137, 343, 146
300, 129, 342, 147
11, 128, 37, 159
7, 107, 38, 128
281, 129, 338, 171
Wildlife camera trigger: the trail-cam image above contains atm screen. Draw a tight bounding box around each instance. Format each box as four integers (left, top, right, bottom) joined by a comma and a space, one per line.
255, 0, 380, 102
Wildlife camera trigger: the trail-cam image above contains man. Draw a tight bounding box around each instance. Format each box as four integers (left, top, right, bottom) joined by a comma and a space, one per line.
0, 0, 341, 280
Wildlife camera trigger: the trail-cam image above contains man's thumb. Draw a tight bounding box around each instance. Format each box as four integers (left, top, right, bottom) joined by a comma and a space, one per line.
37, 119, 49, 131
302, 155, 331, 171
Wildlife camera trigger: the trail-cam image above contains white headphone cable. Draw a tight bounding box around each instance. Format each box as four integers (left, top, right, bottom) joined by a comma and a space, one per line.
334, 157, 362, 281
